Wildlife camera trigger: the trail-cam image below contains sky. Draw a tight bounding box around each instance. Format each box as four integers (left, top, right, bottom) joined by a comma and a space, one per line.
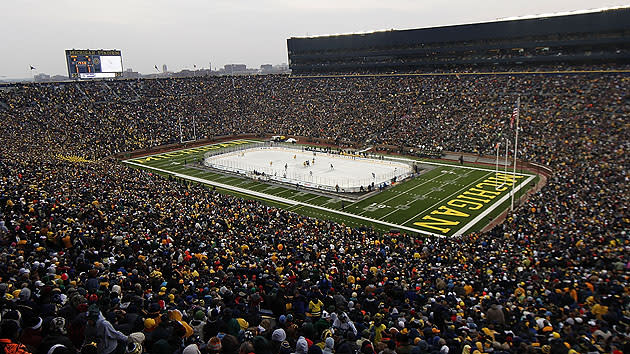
0, 0, 627, 79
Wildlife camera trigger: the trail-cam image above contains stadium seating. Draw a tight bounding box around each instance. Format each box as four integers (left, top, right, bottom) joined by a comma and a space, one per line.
0, 67, 628, 354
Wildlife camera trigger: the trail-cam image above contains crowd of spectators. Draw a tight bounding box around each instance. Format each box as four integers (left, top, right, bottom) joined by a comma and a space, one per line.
0, 66, 628, 354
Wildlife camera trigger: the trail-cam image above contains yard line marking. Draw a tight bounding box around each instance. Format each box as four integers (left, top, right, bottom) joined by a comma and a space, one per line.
399, 171, 493, 226
287, 205, 304, 212
258, 184, 277, 191
127, 140, 260, 160
303, 194, 324, 203
377, 177, 459, 221
368, 168, 455, 219
275, 189, 297, 197
234, 179, 255, 187
385, 155, 534, 176
124, 160, 445, 237
126, 141, 538, 238
357, 168, 449, 216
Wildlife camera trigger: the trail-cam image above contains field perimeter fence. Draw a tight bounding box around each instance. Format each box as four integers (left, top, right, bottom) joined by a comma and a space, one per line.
202, 141, 414, 193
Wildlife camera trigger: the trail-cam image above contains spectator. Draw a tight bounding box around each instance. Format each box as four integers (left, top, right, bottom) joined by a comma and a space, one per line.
0, 320, 31, 354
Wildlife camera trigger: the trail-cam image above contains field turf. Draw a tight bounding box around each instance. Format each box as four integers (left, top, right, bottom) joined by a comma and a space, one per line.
123, 140, 537, 237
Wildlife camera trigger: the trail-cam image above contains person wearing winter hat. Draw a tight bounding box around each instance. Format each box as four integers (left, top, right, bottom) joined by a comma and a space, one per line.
237, 318, 249, 332
462, 344, 471, 354
322, 337, 334, 354
332, 312, 357, 337
18, 288, 31, 303
272, 328, 287, 342
127, 332, 145, 353
182, 343, 202, 354
39, 317, 76, 354
270, 338, 288, 354
208, 336, 222, 353
296, 336, 309, 354
18, 316, 43, 352
111, 285, 122, 297
143, 318, 157, 333
190, 310, 206, 339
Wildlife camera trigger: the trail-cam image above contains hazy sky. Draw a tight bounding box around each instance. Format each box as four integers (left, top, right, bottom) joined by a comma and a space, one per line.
0, 0, 627, 78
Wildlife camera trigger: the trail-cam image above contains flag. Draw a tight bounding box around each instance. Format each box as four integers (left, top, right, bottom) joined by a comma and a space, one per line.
30, 66, 36, 70
495, 142, 500, 150
510, 106, 519, 129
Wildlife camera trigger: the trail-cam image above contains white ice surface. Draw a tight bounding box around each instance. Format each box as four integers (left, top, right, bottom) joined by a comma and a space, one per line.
204, 147, 412, 191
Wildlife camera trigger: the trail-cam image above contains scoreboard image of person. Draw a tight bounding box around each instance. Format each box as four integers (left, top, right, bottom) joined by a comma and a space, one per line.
65, 49, 123, 79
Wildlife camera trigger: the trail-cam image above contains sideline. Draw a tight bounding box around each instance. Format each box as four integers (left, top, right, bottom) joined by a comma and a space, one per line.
123, 160, 445, 237
127, 139, 260, 162
123, 143, 537, 238
453, 175, 535, 237
386, 155, 535, 176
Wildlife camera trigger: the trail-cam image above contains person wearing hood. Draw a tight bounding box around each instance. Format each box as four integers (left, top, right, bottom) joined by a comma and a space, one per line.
322, 337, 334, 354
295, 336, 309, 354
190, 310, 206, 340
183, 343, 202, 354
331, 312, 357, 338
485, 303, 505, 326
86, 306, 127, 354
271, 328, 288, 354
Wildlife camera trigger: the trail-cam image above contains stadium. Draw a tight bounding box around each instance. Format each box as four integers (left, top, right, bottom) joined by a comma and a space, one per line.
0, 5, 629, 354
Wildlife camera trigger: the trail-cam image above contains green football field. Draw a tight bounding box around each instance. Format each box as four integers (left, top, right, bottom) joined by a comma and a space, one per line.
123, 139, 537, 237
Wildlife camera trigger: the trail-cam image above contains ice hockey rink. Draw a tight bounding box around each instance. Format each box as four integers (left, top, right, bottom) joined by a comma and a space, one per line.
204, 146, 413, 192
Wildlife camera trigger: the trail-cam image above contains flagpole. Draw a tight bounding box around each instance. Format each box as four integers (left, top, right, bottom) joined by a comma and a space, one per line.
495, 141, 500, 190
178, 116, 183, 144
193, 116, 197, 141
511, 97, 520, 211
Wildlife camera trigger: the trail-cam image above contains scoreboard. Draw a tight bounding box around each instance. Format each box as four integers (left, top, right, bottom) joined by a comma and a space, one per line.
65, 49, 123, 79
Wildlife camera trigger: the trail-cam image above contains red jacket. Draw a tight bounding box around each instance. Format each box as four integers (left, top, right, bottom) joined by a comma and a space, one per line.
0, 339, 32, 354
